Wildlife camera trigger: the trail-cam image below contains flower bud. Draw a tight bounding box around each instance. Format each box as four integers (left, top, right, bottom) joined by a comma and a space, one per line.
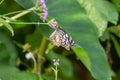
48, 19, 58, 29
53, 59, 60, 66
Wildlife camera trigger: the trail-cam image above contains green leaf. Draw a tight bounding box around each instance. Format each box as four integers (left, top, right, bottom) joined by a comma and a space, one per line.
15, 0, 111, 80
0, 31, 17, 66
78, 0, 118, 36
0, 65, 38, 80
46, 51, 73, 78
79, 0, 118, 24
0, 18, 14, 36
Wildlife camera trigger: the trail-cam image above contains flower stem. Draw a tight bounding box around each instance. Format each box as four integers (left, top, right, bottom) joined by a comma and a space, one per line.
8, 21, 48, 25
55, 65, 58, 80
3, 9, 32, 16
52, 66, 58, 80
11, 7, 35, 20
0, 7, 35, 27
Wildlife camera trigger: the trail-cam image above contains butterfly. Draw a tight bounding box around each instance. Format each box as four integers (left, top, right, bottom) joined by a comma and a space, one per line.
50, 27, 75, 50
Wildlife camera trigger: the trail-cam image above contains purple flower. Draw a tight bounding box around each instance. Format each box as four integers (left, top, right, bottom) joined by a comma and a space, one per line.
48, 19, 58, 29
41, 10, 48, 22
41, 2, 47, 10
39, 0, 44, 3
38, 0, 48, 22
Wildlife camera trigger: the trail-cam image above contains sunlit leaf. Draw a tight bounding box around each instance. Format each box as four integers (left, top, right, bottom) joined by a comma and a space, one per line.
78, 0, 118, 24
78, 0, 118, 36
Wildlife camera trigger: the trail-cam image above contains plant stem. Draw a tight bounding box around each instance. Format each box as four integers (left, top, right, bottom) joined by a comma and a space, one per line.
38, 37, 48, 79
8, 21, 48, 25
55, 65, 58, 80
11, 7, 35, 20
39, 37, 48, 56
3, 10, 32, 16
0, 7, 35, 27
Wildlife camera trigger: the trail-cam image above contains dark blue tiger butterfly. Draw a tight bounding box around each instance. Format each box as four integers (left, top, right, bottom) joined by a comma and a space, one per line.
50, 27, 75, 50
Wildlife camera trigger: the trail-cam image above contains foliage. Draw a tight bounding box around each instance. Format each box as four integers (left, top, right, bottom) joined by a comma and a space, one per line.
0, 0, 120, 80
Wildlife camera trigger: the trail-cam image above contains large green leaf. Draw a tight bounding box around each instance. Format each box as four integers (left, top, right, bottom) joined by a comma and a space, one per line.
0, 31, 17, 66
0, 65, 38, 80
14, 0, 111, 80
46, 1, 111, 80
78, 0, 118, 36
79, 0, 118, 24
